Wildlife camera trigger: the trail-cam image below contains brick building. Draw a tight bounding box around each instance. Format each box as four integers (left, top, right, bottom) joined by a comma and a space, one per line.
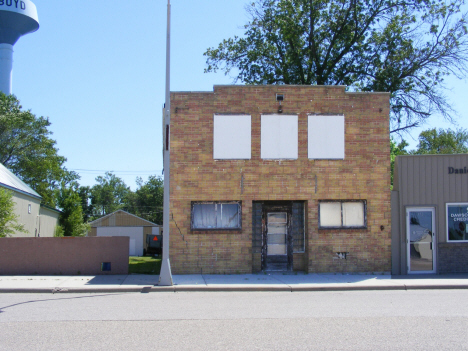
168, 85, 391, 274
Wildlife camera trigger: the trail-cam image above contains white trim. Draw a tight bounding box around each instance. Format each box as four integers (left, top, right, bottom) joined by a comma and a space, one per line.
446, 202, 468, 243
89, 209, 158, 226
406, 207, 436, 274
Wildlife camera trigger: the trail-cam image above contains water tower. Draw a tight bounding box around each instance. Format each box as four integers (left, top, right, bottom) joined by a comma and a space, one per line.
0, 0, 39, 95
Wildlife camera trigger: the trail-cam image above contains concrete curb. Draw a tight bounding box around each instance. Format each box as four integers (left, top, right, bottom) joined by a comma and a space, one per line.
2, 283, 468, 293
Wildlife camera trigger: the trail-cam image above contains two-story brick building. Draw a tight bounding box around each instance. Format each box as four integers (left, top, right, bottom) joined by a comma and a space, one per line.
168, 85, 391, 274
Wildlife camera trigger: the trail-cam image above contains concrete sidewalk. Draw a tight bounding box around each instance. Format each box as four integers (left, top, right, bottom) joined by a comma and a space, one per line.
1, 273, 468, 293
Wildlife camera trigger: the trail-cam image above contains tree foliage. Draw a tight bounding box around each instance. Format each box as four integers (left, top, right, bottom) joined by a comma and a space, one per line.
0, 93, 78, 206
205, 0, 468, 132
90, 172, 130, 218
391, 127, 468, 186
78, 185, 94, 223
57, 183, 90, 237
125, 176, 163, 224
0, 187, 26, 237
390, 138, 409, 187
412, 127, 468, 154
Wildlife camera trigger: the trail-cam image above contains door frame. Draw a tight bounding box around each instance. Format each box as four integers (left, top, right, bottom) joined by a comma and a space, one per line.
261, 202, 293, 271
406, 207, 436, 274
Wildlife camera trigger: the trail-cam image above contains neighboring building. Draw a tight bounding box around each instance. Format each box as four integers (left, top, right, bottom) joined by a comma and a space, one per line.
168, 85, 391, 274
88, 210, 161, 256
0, 162, 60, 237
392, 154, 468, 274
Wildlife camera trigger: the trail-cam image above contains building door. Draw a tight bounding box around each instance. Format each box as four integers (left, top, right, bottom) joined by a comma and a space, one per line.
265, 212, 292, 271
406, 208, 436, 273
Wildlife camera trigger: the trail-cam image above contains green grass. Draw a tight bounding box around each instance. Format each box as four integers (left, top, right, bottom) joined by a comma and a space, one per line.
128, 256, 162, 275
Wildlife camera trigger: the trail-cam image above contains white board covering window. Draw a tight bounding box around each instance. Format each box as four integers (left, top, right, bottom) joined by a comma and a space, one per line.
319, 200, 366, 229
213, 114, 251, 159
308, 115, 345, 159
261, 114, 298, 159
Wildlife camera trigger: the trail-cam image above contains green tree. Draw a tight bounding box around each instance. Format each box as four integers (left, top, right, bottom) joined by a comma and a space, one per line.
205, 0, 468, 133
390, 138, 409, 187
125, 176, 163, 224
0, 93, 78, 206
0, 187, 26, 237
412, 128, 468, 154
57, 183, 90, 237
90, 172, 130, 218
78, 185, 94, 223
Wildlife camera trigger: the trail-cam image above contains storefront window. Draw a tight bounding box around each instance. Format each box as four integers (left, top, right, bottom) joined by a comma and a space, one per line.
447, 203, 468, 241
191, 201, 241, 230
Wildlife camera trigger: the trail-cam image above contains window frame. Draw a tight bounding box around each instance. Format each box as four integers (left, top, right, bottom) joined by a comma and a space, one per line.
191, 201, 242, 231
446, 202, 468, 242
318, 200, 367, 229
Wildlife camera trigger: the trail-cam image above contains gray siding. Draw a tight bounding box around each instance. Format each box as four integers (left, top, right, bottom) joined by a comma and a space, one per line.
12, 192, 41, 237
393, 154, 468, 274
38, 207, 60, 237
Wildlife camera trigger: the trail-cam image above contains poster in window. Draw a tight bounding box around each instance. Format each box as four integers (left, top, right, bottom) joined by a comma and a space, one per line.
447, 204, 468, 241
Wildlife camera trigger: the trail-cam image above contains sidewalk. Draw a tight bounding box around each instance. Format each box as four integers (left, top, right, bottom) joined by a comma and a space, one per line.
1, 273, 468, 293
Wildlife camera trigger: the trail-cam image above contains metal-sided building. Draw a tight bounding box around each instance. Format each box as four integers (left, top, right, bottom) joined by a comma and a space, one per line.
0, 162, 60, 237
392, 154, 468, 274
168, 85, 392, 274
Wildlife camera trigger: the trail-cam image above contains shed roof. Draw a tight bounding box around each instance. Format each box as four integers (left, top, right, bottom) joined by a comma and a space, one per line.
0, 162, 41, 199
89, 210, 159, 227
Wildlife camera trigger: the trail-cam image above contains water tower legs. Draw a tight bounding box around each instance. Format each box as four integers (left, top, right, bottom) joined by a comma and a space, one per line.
0, 43, 13, 95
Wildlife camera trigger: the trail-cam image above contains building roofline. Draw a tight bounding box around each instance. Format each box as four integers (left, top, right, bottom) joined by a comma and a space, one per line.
397, 153, 468, 158
0, 182, 42, 200
40, 203, 62, 214
88, 209, 159, 226
171, 84, 390, 95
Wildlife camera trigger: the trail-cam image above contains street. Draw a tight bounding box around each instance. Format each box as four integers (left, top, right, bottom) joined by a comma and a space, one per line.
1, 290, 468, 350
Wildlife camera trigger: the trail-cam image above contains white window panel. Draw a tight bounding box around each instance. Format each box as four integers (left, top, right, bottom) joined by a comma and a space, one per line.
308, 115, 345, 159
319, 202, 342, 227
213, 114, 251, 159
268, 244, 287, 255
342, 202, 365, 227
261, 114, 298, 159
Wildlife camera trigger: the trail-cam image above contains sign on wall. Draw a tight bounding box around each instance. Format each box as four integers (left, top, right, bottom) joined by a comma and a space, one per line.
447, 203, 468, 241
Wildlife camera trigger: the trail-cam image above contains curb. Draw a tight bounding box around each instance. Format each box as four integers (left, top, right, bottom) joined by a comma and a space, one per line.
2, 284, 468, 294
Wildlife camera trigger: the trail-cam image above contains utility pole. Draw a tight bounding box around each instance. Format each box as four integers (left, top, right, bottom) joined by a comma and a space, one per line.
158, 0, 173, 286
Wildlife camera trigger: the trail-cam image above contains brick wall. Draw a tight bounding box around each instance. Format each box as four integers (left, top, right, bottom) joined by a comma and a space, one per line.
0, 237, 129, 275
438, 243, 468, 273
169, 85, 391, 274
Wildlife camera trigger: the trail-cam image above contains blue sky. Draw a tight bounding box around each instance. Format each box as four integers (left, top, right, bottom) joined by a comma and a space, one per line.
10, 0, 468, 189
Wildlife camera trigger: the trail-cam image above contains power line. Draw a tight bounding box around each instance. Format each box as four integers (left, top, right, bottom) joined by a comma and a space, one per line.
72, 168, 162, 174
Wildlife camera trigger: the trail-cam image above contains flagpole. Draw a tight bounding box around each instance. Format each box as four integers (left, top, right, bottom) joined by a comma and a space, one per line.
158, 0, 173, 286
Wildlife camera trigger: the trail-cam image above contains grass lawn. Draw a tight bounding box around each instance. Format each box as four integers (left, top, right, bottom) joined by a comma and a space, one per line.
128, 256, 162, 275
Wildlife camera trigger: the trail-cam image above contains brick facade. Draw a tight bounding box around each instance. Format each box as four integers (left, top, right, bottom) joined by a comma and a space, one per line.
169, 85, 391, 274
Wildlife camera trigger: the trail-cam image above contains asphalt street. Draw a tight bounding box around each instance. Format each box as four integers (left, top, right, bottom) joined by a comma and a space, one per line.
1, 290, 468, 350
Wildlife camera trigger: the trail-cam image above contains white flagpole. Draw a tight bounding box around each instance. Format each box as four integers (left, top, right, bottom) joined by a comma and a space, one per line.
158, 0, 173, 286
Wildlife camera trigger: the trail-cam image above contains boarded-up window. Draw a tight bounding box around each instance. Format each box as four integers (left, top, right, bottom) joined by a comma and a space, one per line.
292, 202, 305, 253
213, 115, 251, 159
261, 114, 298, 159
191, 202, 241, 230
319, 202, 342, 227
319, 200, 366, 229
308, 115, 345, 159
